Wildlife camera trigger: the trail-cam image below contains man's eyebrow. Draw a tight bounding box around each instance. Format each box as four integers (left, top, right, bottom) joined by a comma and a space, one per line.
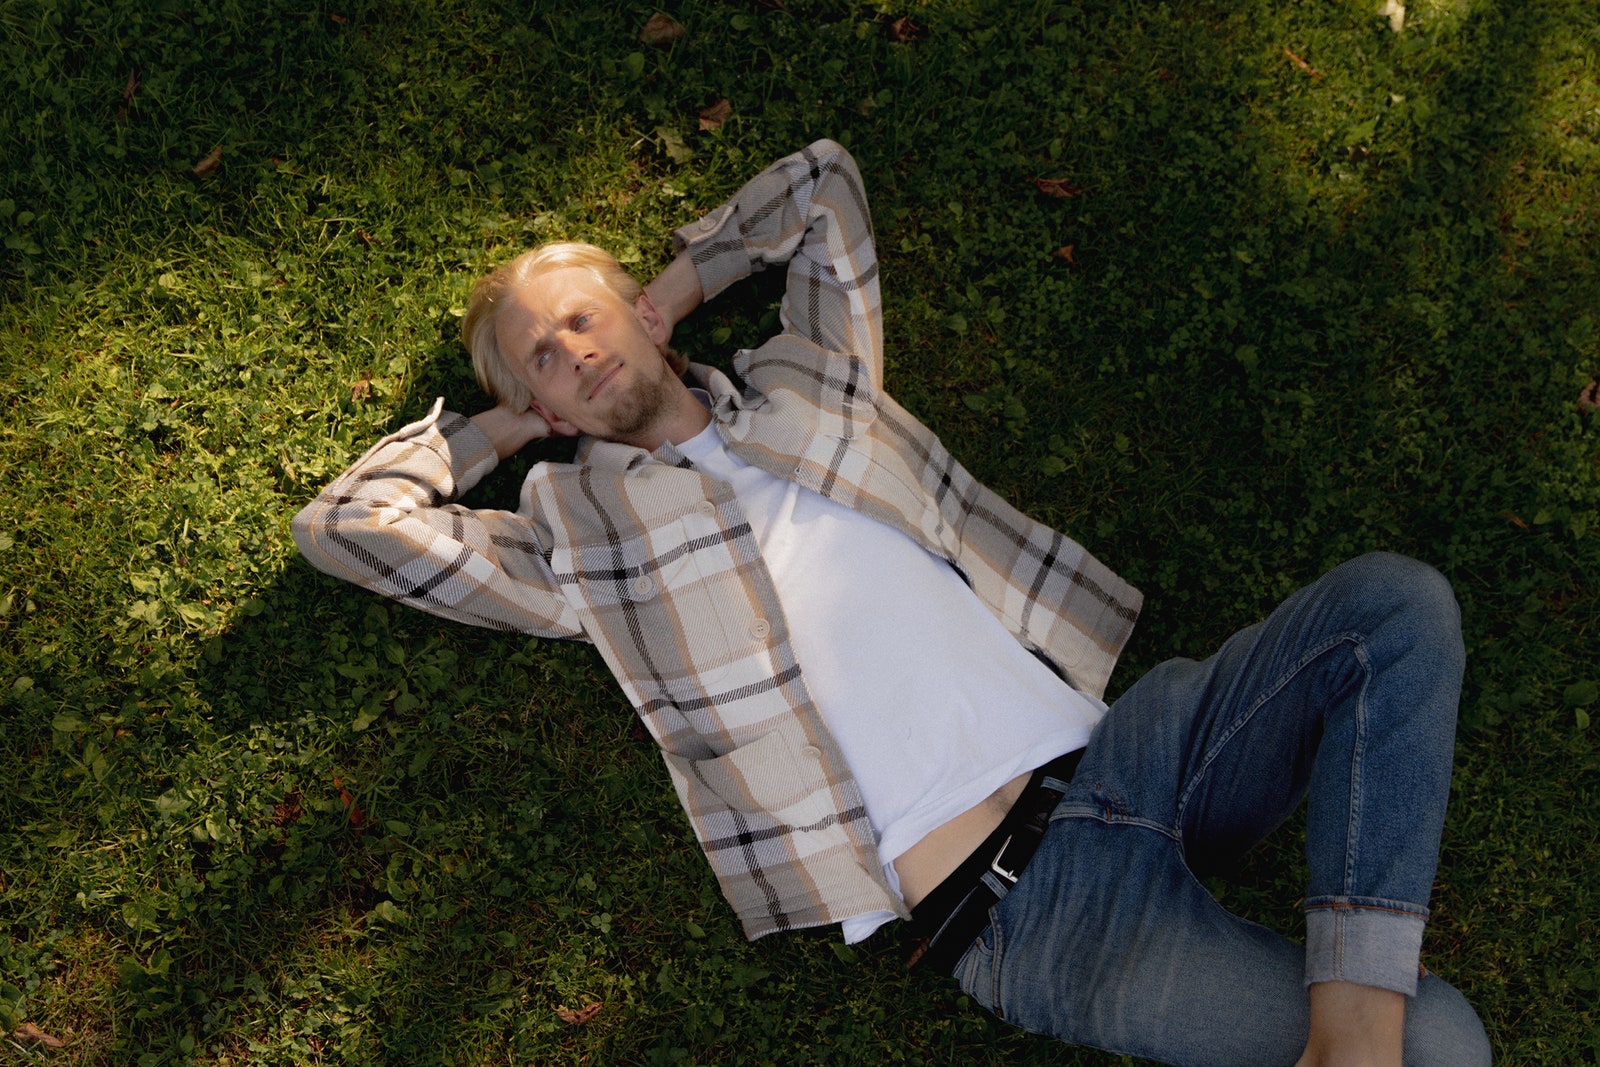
520, 299, 599, 359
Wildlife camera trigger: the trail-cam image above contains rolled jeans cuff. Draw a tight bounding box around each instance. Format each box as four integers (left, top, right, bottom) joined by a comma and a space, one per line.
1305, 903, 1427, 997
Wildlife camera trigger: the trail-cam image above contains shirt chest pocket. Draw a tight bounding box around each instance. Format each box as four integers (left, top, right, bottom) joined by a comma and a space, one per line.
569, 517, 768, 695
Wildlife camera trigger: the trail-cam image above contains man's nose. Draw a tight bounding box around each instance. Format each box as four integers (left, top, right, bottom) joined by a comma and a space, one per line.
558, 334, 598, 370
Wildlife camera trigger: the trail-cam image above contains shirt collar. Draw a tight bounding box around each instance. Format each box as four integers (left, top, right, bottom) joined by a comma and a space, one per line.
575, 361, 741, 471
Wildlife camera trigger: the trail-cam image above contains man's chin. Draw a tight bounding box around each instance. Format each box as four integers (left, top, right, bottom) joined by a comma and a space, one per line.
592, 387, 671, 445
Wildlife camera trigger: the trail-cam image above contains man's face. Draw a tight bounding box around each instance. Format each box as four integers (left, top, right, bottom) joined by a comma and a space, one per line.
494, 266, 681, 446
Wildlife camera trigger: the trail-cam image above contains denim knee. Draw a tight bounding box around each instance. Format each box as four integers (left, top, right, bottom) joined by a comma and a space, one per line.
1405, 972, 1494, 1067
1335, 552, 1464, 663
1341, 552, 1457, 616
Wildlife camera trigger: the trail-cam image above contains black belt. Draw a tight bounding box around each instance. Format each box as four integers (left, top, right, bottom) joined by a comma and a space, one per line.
904, 747, 1083, 974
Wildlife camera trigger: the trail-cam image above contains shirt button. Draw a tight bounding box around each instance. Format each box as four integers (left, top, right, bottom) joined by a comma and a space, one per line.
749, 617, 771, 639
632, 575, 655, 597
801, 745, 822, 761
697, 499, 716, 516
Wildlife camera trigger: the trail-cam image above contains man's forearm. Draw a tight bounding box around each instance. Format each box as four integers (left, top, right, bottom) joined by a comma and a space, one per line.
292, 403, 585, 639
643, 252, 703, 337
669, 140, 883, 381
470, 404, 552, 460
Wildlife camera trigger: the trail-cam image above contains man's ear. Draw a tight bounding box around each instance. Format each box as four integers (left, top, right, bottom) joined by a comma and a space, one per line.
634, 290, 670, 347
530, 399, 581, 438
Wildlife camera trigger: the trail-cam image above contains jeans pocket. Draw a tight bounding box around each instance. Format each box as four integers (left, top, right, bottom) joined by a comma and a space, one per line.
952, 914, 1003, 1012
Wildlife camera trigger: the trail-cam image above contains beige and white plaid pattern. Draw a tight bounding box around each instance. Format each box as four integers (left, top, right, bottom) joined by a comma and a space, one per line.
294, 141, 1143, 939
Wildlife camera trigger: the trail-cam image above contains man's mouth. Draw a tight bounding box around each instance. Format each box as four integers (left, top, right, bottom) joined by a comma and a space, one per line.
587, 364, 623, 401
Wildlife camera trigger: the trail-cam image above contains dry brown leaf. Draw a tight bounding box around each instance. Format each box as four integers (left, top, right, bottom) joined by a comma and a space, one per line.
1579, 380, 1600, 412
698, 99, 732, 132
1032, 177, 1085, 199
13, 1023, 66, 1048
1052, 244, 1077, 265
330, 12, 348, 23
192, 145, 223, 176
641, 12, 685, 46
121, 68, 142, 115
273, 791, 304, 826
355, 229, 377, 247
350, 375, 372, 402
888, 16, 927, 42
556, 1002, 602, 1025
1283, 47, 1322, 79
332, 775, 366, 827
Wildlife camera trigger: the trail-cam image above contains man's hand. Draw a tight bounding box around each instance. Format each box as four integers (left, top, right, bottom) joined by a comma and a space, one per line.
471, 402, 553, 460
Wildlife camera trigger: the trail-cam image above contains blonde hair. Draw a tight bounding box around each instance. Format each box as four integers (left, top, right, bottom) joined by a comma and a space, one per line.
462, 242, 687, 413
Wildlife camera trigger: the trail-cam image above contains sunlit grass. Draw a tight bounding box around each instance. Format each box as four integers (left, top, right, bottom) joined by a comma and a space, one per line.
2, 1, 1596, 1064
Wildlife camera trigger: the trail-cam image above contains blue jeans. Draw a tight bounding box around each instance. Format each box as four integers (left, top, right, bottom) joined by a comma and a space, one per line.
953, 554, 1491, 1066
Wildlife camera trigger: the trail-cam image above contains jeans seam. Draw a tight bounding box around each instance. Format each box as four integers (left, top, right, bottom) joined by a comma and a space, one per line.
1347, 639, 1372, 900
1305, 898, 1430, 919
985, 903, 1006, 1010
1171, 630, 1369, 848
1049, 806, 1178, 832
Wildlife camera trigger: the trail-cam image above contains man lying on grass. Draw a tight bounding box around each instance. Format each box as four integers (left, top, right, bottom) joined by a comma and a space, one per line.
294, 141, 1489, 1067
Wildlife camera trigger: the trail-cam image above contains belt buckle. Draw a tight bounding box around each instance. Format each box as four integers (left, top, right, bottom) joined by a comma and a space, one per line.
988, 833, 1020, 884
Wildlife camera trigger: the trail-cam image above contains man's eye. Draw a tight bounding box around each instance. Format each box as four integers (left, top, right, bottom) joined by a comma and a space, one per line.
574, 313, 592, 330
535, 350, 552, 370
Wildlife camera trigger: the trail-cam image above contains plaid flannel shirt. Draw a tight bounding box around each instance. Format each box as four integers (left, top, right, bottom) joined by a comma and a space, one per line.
293, 141, 1143, 939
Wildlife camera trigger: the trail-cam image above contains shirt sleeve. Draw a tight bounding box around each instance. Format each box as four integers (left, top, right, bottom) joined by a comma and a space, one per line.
291, 399, 586, 639
673, 139, 884, 389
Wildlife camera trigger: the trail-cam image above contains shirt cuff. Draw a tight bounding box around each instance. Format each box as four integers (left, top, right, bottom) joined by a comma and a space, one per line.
379, 399, 499, 498
672, 201, 749, 304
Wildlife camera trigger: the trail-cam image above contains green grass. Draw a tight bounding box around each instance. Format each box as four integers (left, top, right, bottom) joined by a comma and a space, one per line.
2, 0, 1597, 1063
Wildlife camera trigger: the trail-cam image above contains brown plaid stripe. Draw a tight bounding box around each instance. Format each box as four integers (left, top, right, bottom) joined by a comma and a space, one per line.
294, 141, 1141, 940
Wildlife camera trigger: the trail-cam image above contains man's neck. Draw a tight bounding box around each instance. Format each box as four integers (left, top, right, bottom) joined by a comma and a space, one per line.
665, 388, 715, 445
623, 380, 713, 451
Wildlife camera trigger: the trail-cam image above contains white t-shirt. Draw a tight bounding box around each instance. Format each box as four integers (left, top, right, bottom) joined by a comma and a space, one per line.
677, 412, 1105, 940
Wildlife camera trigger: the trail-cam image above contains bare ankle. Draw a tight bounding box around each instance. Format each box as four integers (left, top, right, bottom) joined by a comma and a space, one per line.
1294, 980, 1405, 1067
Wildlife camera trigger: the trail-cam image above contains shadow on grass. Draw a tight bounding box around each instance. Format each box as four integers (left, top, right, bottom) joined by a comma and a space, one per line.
4, 0, 1596, 1064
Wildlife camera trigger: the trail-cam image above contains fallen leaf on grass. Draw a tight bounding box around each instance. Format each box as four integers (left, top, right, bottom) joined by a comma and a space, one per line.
119, 68, 142, 119
192, 145, 223, 176
12, 1023, 66, 1048
350, 375, 372, 402
1032, 177, 1085, 198
1283, 48, 1321, 79
888, 16, 927, 42
1052, 244, 1077, 264
698, 99, 732, 131
1377, 0, 1405, 33
556, 1002, 602, 1025
330, 12, 347, 23
272, 791, 303, 826
332, 776, 366, 827
1579, 380, 1599, 412
641, 12, 685, 46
